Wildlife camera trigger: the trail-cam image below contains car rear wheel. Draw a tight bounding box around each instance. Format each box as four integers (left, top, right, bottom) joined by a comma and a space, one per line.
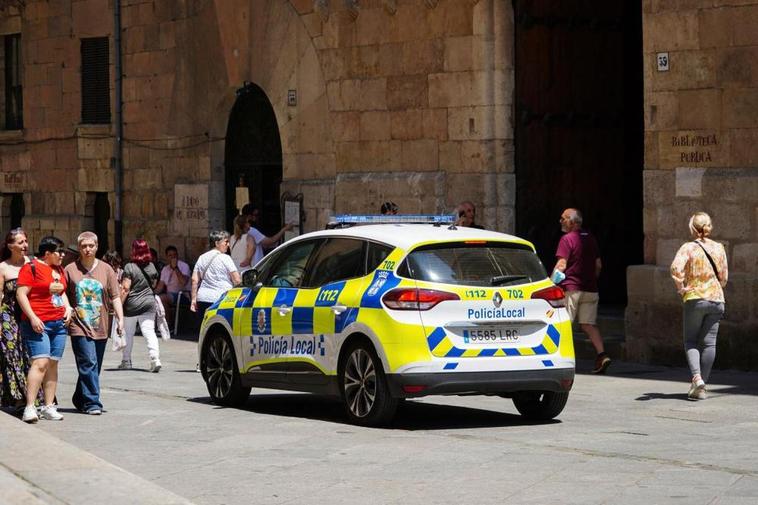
202, 332, 250, 407
339, 341, 398, 426
512, 391, 569, 421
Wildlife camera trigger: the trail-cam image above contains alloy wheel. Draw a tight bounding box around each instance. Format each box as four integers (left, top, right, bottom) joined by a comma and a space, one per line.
206, 335, 234, 400
343, 348, 377, 418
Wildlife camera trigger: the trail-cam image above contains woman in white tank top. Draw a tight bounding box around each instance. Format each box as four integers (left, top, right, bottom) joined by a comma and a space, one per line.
229, 215, 255, 273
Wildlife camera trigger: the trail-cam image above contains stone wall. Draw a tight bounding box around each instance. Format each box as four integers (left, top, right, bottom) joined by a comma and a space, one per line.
628, 0, 758, 370
0, 0, 516, 262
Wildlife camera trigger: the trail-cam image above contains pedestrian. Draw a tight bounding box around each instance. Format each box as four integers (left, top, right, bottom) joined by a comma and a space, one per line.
552, 208, 610, 374
0, 228, 43, 412
380, 201, 398, 215
65, 232, 124, 414
190, 230, 240, 317
671, 212, 728, 401
150, 248, 166, 274
119, 239, 162, 372
229, 215, 256, 272
154, 245, 191, 325
455, 201, 484, 229
15, 236, 73, 423
102, 250, 123, 282
241, 203, 293, 265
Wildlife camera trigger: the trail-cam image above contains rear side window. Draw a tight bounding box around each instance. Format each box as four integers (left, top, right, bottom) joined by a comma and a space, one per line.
366, 242, 394, 272
402, 242, 547, 287
305, 238, 365, 287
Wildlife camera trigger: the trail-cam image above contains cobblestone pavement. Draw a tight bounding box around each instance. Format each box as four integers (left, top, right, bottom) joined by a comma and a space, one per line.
3, 337, 758, 505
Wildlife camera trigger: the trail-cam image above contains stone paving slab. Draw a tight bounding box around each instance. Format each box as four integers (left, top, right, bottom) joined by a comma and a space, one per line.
0, 409, 195, 505
3, 337, 758, 504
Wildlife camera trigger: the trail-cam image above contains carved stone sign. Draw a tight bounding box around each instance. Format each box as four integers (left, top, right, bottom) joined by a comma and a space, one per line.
173, 184, 208, 235
2, 172, 25, 190
659, 130, 722, 169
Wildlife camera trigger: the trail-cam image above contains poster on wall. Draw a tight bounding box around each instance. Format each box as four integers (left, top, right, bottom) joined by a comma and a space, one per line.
281, 192, 304, 243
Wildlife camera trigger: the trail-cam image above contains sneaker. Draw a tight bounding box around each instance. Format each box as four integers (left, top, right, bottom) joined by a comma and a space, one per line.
688, 379, 707, 400
22, 405, 38, 424
591, 354, 611, 374
117, 360, 132, 370
87, 409, 102, 415
39, 405, 64, 421
149, 359, 162, 373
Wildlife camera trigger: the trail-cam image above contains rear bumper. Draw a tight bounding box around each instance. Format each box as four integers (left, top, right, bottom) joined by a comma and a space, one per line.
386, 367, 575, 398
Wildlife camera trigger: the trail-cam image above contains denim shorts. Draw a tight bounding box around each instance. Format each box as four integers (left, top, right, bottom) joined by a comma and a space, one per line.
21, 319, 68, 360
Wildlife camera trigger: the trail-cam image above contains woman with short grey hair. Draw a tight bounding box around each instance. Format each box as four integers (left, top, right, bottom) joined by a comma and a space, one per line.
671, 212, 728, 401
190, 230, 240, 316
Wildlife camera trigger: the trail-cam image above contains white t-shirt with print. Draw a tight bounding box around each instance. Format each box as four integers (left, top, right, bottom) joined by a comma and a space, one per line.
193, 250, 238, 304
247, 227, 267, 266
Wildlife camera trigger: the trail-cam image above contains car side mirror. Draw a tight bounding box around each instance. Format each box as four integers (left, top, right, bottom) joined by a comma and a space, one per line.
242, 269, 262, 289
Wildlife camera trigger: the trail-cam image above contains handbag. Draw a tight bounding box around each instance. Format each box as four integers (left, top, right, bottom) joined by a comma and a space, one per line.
153, 294, 171, 340
110, 315, 126, 351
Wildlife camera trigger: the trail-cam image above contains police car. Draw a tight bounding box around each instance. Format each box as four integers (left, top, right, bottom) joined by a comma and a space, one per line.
198, 215, 574, 426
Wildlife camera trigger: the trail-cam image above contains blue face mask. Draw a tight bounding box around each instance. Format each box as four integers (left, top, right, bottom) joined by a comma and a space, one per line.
550, 269, 566, 284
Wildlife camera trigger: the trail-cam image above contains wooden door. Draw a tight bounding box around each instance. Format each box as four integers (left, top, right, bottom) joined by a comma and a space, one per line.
514, 0, 643, 304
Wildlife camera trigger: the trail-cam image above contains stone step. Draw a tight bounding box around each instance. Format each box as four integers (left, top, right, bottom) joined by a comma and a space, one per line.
572, 306, 627, 361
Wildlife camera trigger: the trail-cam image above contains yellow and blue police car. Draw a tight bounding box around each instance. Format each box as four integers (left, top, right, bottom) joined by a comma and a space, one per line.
198, 215, 574, 426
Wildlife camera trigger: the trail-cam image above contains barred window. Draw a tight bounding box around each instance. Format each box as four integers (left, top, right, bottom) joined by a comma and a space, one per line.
81, 37, 110, 124
2, 33, 23, 130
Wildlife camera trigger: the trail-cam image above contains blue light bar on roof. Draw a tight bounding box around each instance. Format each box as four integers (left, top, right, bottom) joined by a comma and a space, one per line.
329, 214, 455, 226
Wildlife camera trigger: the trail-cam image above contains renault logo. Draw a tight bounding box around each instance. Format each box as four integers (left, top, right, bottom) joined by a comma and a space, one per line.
492, 292, 503, 308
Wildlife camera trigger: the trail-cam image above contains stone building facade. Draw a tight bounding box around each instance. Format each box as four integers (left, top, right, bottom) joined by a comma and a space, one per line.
0, 0, 513, 258
626, 0, 758, 368
1, 0, 758, 368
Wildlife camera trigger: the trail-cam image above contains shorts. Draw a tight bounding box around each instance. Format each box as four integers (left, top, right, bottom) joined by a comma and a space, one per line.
21, 319, 68, 360
565, 291, 599, 325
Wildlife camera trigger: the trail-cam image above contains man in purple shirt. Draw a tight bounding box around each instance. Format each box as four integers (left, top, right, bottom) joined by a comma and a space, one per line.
553, 208, 610, 374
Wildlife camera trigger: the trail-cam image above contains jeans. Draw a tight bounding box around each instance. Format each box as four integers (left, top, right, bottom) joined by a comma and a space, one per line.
21, 319, 67, 360
123, 312, 160, 363
70, 335, 107, 412
683, 299, 725, 382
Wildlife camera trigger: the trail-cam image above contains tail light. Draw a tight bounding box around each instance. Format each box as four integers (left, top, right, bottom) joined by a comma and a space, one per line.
382, 288, 460, 310
531, 285, 565, 308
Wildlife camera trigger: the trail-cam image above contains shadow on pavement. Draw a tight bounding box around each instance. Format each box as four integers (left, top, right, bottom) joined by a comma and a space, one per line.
187, 393, 559, 430
575, 358, 758, 396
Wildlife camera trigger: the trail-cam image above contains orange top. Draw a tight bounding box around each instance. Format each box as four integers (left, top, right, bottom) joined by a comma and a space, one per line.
671, 239, 728, 303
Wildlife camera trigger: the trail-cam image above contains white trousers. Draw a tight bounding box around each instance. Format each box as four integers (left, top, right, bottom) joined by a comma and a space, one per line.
123, 312, 160, 362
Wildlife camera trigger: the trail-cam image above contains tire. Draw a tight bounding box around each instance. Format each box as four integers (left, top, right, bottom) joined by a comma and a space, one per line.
512, 391, 569, 421
201, 332, 251, 407
339, 340, 398, 427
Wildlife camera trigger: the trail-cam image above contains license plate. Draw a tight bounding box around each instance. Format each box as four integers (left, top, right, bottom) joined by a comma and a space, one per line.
463, 328, 520, 344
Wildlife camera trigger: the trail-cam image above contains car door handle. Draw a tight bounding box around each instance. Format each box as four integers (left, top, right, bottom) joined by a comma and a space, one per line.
277, 305, 292, 316
332, 304, 347, 315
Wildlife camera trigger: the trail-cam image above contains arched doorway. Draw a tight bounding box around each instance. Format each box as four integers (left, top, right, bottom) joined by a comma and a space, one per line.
224, 82, 283, 236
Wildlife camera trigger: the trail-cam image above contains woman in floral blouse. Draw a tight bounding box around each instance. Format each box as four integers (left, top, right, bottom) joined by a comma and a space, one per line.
671, 212, 728, 401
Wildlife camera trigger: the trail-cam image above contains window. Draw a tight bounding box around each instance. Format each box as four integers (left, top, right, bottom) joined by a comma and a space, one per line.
366, 242, 394, 273
265, 239, 321, 288
306, 238, 365, 287
401, 242, 547, 287
2, 33, 22, 130
81, 37, 110, 124
0, 193, 25, 233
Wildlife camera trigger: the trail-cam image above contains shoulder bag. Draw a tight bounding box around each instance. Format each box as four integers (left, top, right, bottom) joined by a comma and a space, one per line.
693, 240, 727, 319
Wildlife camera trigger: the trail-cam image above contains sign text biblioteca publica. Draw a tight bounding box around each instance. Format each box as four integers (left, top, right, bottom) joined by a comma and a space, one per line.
671, 133, 717, 163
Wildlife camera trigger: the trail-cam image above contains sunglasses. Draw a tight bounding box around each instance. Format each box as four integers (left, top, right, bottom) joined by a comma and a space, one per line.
54, 248, 66, 255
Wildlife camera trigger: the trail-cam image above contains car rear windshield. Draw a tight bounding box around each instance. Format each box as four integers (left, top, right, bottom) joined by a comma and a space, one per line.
400, 242, 547, 287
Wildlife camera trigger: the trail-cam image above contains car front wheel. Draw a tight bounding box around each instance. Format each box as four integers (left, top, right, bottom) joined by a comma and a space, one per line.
339, 341, 398, 426
512, 391, 569, 421
202, 332, 251, 407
